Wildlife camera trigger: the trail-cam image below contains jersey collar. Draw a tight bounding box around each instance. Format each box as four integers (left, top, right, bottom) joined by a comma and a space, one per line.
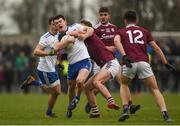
100, 22, 110, 26
126, 24, 136, 28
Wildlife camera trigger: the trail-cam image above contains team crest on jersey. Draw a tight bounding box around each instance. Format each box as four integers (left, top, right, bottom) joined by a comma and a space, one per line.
101, 29, 105, 32
111, 28, 115, 32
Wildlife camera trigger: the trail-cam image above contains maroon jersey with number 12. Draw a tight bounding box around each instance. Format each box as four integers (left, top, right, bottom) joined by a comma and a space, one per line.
117, 25, 154, 63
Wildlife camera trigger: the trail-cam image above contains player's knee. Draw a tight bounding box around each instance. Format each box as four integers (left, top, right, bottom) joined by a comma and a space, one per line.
92, 79, 100, 89
56, 90, 61, 95
69, 84, 76, 91
76, 78, 84, 86
52, 91, 60, 97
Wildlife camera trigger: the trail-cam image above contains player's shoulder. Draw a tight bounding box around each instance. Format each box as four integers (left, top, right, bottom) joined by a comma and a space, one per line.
69, 23, 81, 28
93, 22, 101, 29
108, 23, 117, 27
68, 23, 83, 32
136, 26, 152, 35
40, 32, 53, 41
117, 27, 126, 32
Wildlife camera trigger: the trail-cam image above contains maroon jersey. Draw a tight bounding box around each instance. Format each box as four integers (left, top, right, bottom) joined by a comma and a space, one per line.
94, 22, 117, 46
85, 33, 114, 67
117, 25, 154, 63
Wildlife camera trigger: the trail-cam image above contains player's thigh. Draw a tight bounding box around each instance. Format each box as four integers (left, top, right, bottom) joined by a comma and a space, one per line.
122, 63, 137, 80
137, 61, 154, 79
121, 74, 132, 85
93, 69, 112, 84
84, 75, 96, 91
76, 68, 90, 84
115, 71, 122, 85
103, 59, 120, 78
76, 58, 92, 83
51, 83, 61, 94
142, 75, 159, 89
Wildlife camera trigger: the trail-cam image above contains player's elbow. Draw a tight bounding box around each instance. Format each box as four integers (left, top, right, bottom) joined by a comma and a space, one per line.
33, 49, 38, 56
153, 46, 161, 53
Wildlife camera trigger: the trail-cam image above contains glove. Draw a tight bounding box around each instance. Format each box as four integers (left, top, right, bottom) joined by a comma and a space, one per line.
122, 55, 132, 68
48, 48, 56, 56
58, 63, 64, 70
165, 63, 175, 71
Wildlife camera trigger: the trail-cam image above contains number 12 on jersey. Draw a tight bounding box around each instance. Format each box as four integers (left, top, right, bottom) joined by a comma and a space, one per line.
126, 30, 144, 44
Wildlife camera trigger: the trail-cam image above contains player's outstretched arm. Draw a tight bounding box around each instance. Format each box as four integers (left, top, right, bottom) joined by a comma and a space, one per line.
54, 35, 75, 51
34, 44, 54, 57
150, 41, 168, 64
150, 41, 175, 71
78, 26, 94, 40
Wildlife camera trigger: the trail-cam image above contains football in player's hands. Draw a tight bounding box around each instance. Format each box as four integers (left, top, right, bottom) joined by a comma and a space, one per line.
61, 35, 75, 50
61, 34, 75, 43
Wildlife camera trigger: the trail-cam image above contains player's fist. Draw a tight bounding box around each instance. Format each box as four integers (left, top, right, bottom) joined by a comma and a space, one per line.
165, 63, 175, 71
123, 55, 132, 68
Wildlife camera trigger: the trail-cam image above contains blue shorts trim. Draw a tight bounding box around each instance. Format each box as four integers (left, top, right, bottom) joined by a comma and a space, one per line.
37, 70, 59, 86
68, 58, 92, 80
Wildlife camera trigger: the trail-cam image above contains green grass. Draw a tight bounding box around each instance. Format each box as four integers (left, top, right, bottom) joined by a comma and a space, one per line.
0, 93, 179, 125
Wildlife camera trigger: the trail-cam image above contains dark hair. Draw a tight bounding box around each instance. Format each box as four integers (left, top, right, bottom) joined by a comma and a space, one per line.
99, 7, 109, 13
48, 17, 54, 25
80, 19, 92, 27
123, 10, 137, 22
54, 14, 66, 21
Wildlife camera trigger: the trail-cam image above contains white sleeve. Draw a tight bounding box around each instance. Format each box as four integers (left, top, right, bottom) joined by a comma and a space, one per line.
54, 35, 59, 42
75, 24, 84, 32
39, 36, 48, 47
67, 23, 84, 34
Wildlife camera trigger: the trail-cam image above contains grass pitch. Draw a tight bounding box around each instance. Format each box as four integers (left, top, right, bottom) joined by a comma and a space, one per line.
0, 92, 179, 125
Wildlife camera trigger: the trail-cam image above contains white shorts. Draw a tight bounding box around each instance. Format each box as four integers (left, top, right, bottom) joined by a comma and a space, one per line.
49, 80, 60, 88
92, 61, 101, 74
102, 59, 121, 78
122, 61, 154, 79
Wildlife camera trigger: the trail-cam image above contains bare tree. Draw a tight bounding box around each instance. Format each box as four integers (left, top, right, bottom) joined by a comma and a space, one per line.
95, 0, 180, 31
11, 0, 79, 34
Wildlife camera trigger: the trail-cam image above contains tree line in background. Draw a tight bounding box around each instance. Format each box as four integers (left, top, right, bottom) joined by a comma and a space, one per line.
1, 0, 180, 34
108, 0, 180, 31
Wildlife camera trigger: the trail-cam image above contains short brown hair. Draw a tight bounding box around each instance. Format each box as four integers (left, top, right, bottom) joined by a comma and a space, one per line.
99, 7, 109, 13
48, 16, 54, 25
123, 10, 137, 22
80, 20, 92, 27
54, 14, 66, 21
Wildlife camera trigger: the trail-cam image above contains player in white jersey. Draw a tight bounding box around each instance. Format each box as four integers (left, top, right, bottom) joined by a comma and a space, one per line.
20, 17, 61, 117
53, 14, 94, 118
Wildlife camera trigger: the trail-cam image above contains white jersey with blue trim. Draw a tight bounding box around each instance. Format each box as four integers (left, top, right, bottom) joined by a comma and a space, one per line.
37, 32, 59, 72
65, 23, 90, 64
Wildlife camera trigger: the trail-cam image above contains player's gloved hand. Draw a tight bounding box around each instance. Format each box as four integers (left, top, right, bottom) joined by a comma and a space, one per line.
123, 55, 132, 68
58, 63, 64, 70
165, 63, 175, 71
48, 48, 56, 56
